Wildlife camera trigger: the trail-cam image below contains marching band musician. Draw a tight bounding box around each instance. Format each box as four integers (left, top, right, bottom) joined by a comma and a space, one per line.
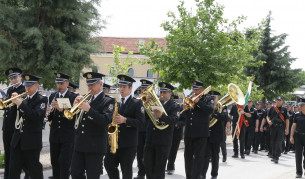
2, 67, 26, 179
47, 73, 78, 179
70, 72, 114, 179
134, 79, 153, 179
10, 74, 48, 179
68, 81, 79, 94
143, 82, 180, 179
104, 74, 145, 179
180, 81, 214, 179
103, 83, 111, 94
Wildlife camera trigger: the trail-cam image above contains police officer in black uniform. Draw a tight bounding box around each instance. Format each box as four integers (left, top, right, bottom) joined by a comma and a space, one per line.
261, 101, 272, 156
266, 96, 289, 164
230, 102, 246, 159
253, 101, 266, 153
134, 79, 153, 179
166, 93, 185, 175
201, 91, 228, 179
244, 99, 258, 155
104, 74, 145, 179
290, 98, 305, 178
68, 81, 79, 94
220, 105, 230, 163
10, 74, 48, 179
284, 103, 293, 154
1, 68, 25, 179
48, 73, 78, 179
103, 83, 111, 94
70, 72, 114, 179
144, 82, 179, 179
180, 81, 214, 179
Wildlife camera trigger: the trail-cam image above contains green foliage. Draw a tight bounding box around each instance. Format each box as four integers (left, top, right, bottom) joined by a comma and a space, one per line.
244, 11, 304, 100
106, 45, 137, 85
0, 0, 104, 89
138, 0, 262, 91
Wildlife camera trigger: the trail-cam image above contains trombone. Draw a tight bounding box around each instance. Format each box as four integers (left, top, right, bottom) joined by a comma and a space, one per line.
179, 85, 211, 114
0, 91, 28, 109
64, 92, 92, 120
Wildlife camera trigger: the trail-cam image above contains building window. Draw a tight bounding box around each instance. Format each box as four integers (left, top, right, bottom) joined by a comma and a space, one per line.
147, 69, 153, 78
128, 68, 134, 77
92, 66, 98, 73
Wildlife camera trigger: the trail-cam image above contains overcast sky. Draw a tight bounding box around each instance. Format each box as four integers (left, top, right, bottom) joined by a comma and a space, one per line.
99, 0, 305, 70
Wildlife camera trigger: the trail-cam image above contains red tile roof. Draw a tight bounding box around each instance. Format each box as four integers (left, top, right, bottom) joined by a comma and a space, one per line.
96, 37, 166, 54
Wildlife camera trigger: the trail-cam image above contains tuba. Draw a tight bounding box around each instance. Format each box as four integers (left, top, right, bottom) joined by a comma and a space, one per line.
179, 85, 212, 114
209, 83, 245, 127
64, 92, 92, 120
0, 91, 28, 109
108, 101, 119, 154
140, 84, 169, 130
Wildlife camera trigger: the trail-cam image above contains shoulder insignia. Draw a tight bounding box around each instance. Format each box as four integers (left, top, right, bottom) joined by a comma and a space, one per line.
109, 104, 114, 111
141, 106, 145, 113
177, 111, 180, 118
40, 103, 46, 109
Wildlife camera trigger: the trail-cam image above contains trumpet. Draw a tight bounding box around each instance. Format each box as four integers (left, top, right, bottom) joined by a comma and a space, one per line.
64, 92, 92, 120
0, 91, 28, 109
180, 85, 211, 114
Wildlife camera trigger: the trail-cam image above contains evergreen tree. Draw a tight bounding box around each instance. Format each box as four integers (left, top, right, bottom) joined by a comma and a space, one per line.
0, 0, 103, 88
245, 11, 304, 102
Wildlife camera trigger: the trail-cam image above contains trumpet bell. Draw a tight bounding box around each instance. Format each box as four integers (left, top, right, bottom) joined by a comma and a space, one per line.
64, 110, 74, 120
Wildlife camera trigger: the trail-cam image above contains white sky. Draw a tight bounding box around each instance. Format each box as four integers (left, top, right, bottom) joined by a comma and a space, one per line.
99, 0, 305, 70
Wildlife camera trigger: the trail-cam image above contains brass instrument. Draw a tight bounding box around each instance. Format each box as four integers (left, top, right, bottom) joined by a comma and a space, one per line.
209, 83, 245, 127
108, 101, 119, 154
180, 85, 212, 114
64, 92, 92, 120
0, 91, 28, 109
140, 84, 169, 130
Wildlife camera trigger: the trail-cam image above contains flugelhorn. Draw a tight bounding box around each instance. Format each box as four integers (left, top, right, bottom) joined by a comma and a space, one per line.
180, 85, 211, 114
0, 91, 28, 109
64, 92, 92, 120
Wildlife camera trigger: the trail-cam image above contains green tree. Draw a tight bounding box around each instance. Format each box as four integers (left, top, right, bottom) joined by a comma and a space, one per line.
245, 11, 304, 102
138, 0, 261, 91
0, 0, 104, 88
106, 45, 137, 85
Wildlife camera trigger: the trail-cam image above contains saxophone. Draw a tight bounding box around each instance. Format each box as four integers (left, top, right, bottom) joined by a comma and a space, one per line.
108, 100, 118, 154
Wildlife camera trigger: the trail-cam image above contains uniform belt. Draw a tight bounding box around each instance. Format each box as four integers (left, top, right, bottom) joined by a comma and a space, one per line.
296, 131, 305, 135
273, 123, 284, 128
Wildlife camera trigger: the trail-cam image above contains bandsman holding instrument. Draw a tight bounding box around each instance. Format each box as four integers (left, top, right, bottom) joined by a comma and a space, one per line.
1, 67, 25, 179
180, 81, 214, 179
10, 74, 48, 179
134, 79, 153, 179
143, 82, 180, 179
68, 81, 79, 94
70, 72, 114, 179
47, 73, 78, 179
104, 74, 145, 179
103, 83, 111, 94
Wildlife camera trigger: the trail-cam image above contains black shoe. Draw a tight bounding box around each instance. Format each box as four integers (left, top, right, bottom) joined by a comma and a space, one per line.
133, 175, 145, 179
48, 177, 53, 179
274, 159, 278, 164
232, 154, 238, 158
211, 176, 217, 179
254, 150, 258, 154
296, 174, 302, 178
271, 158, 274, 162
167, 170, 174, 175
284, 151, 288, 154
241, 154, 245, 159
222, 155, 227, 162
245, 150, 250, 155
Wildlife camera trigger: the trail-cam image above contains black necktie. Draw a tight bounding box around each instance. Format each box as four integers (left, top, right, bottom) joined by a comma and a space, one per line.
121, 98, 125, 106
60, 95, 63, 98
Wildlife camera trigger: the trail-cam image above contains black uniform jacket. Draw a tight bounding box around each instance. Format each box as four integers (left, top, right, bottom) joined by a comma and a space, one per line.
11, 92, 48, 150
48, 91, 77, 143
145, 99, 180, 146
244, 106, 257, 127
118, 96, 145, 148
209, 106, 228, 143
268, 106, 288, 124
2, 85, 26, 132
181, 96, 214, 138
74, 92, 114, 154
294, 112, 305, 133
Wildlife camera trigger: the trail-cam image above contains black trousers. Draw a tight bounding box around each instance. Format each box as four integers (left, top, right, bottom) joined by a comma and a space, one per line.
284, 133, 291, 152
295, 133, 305, 175
254, 131, 263, 151
50, 142, 74, 179
104, 147, 137, 179
184, 137, 208, 179
136, 132, 146, 176
245, 126, 255, 151
3, 131, 13, 179
167, 131, 182, 170
270, 126, 284, 159
264, 128, 272, 154
9, 144, 43, 179
70, 150, 103, 179
201, 139, 221, 178
232, 123, 245, 155
144, 144, 171, 179
220, 131, 227, 157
